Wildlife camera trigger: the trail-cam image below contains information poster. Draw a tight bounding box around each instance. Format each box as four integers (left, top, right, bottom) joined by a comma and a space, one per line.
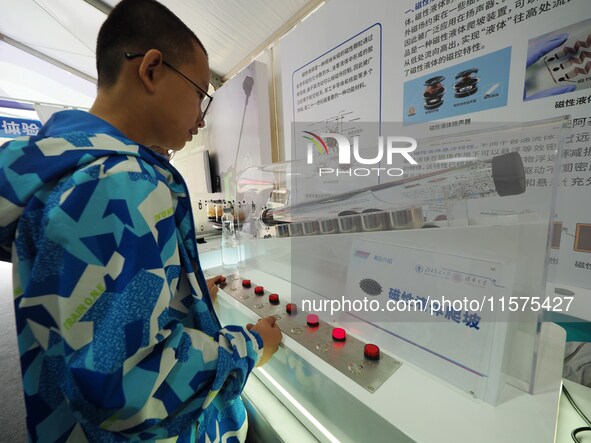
403, 47, 511, 124
343, 239, 512, 403
281, 0, 591, 303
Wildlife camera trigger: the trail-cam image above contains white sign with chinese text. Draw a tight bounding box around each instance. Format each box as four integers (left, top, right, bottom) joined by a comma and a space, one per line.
342, 238, 514, 404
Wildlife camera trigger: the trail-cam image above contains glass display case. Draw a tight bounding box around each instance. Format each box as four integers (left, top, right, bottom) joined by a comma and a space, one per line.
202, 117, 569, 442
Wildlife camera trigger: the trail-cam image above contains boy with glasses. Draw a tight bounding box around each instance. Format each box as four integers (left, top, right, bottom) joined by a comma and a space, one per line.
0, 0, 281, 441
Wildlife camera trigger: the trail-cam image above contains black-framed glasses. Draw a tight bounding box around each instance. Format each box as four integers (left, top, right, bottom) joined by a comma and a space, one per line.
124, 52, 213, 119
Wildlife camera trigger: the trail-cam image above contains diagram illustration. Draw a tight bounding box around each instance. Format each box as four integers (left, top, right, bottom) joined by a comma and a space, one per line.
403, 47, 510, 124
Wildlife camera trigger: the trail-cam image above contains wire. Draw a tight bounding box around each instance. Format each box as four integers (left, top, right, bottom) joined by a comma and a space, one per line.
563, 384, 591, 442
572, 427, 591, 443
562, 384, 591, 427
563, 383, 591, 442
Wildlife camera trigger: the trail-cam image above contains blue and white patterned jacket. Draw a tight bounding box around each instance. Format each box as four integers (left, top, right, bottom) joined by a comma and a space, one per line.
0, 110, 262, 442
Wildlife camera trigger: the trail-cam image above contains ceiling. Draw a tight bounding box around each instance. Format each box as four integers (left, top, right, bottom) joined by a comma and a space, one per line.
0, 0, 324, 83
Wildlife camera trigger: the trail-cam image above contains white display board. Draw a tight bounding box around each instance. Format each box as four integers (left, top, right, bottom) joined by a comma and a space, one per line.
343, 239, 512, 403
280, 0, 591, 311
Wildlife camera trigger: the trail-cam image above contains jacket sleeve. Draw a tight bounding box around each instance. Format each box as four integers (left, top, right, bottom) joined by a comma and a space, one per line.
28, 159, 262, 439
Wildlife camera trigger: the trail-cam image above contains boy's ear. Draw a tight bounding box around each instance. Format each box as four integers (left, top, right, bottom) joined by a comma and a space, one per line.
138, 49, 164, 93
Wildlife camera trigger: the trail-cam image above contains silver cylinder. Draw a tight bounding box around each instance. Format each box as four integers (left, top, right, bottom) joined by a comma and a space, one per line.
337, 214, 362, 233
387, 207, 424, 230
288, 222, 303, 237
360, 211, 389, 232
275, 224, 291, 238
302, 220, 320, 236
319, 218, 340, 234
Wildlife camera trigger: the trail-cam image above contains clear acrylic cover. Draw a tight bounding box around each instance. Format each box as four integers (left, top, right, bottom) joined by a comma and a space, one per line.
234, 117, 568, 403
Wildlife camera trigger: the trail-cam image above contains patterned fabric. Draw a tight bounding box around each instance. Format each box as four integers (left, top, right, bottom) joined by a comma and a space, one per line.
0, 110, 262, 442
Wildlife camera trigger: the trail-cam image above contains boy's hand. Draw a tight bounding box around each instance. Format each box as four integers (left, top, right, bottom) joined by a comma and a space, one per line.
247, 316, 283, 366
206, 275, 225, 304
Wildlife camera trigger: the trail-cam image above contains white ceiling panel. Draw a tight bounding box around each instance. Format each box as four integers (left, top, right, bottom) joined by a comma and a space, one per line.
0, 40, 96, 107
105, 0, 319, 76
0, 0, 104, 78
1, 0, 321, 83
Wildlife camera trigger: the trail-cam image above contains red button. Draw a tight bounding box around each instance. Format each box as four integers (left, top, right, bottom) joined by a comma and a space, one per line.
242, 279, 251, 287
254, 286, 264, 295
269, 293, 279, 304
286, 303, 297, 315
332, 327, 346, 342
306, 314, 319, 327
364, 344, 380, 360
216, 276, 227, 286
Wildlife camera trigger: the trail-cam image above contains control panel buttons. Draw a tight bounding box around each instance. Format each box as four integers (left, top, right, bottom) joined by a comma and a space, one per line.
286, 303, 297, 315
221, 274, 399, 392
306, 314, 319, 327
364, 344, 380, 361
332, 327, 347, 342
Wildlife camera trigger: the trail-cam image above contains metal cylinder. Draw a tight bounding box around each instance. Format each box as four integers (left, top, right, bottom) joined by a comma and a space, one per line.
337, 214, 362, 233
319, 218, 340, 234
288, 222, 303, 237
275, 224, 291, 238
387, 207, 424, 230
302, 220, 320, 236
360, 211, 389, 232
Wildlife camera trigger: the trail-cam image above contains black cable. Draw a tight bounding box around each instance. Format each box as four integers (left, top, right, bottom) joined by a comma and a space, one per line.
562, 384, 591, 427
571, 426, 591, 443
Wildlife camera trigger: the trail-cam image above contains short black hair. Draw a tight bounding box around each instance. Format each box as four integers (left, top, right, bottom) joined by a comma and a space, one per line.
96, 0, 208, 88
